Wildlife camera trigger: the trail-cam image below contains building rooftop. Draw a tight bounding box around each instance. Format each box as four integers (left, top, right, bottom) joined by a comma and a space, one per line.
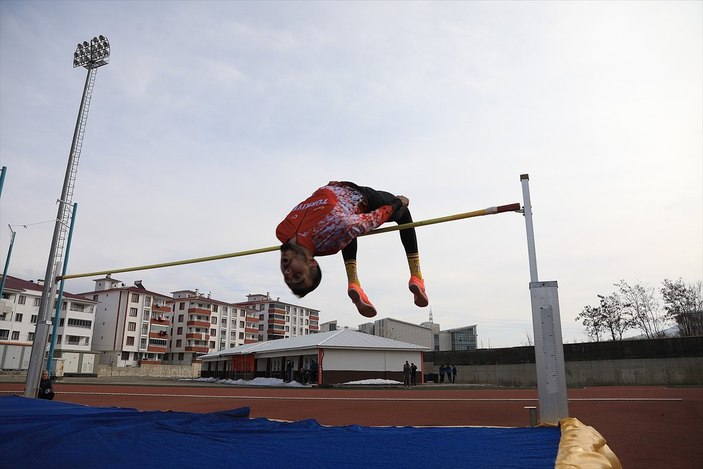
201, 329, 430, 360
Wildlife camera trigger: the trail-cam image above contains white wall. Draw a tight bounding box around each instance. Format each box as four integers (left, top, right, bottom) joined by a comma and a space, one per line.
323, 349, 423, 372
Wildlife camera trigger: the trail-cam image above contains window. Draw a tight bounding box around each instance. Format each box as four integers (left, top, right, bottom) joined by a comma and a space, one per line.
176, 339, 182, 347
14, 313, 23, 322
31, 315, 37, 324
129, 308, 138, 317
121, 351, 130, 360
126, 337, 135, 346
211, 317, 218, 324
240, 310, 245, 317
179, 302, 185, 310
239, 332, 244, 340
209, 341, 215, 349
178, 314, 184, 323
34, 298, 41, 306
11, 331, 19, 340
131, 293, 140, 303
212, 304, 218, 313
92, 294, 98, 302
177, 327, 183, 335
222, 318, 227, 326
239, 321, 245, 328
210, 328, 216, 336
1, 330, 11, 340
28, 332, 35, 341
18, 295, 26, 305
178, 353, 184, 360
128, 322, 137, 332
67, 319, 92, 329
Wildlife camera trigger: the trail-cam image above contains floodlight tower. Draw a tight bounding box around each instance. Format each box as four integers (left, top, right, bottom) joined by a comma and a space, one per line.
24, 36, 110, 397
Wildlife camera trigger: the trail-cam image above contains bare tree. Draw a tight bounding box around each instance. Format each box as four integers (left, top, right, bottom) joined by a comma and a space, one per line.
576, 305, 605, 342
616, 280, 666, 338
576, 292, 634, 341
662, 279, 703, 336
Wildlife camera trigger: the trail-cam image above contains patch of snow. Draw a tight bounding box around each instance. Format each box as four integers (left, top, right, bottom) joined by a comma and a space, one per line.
340, 379, 403, 385
178, 377, 306, 387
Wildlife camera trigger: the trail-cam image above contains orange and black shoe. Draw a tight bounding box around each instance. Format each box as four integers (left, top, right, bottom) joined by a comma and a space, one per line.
409, 275, 429, 307
348, 283, 377, 318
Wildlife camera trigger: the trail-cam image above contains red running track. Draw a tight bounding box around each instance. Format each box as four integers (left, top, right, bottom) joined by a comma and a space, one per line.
1, 383, 701, 468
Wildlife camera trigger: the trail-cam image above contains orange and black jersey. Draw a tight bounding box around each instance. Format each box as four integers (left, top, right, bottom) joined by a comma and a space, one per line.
276, 181, 402, 256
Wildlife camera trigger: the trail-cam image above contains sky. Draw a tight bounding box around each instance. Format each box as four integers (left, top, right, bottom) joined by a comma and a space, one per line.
1, 1, 701, 348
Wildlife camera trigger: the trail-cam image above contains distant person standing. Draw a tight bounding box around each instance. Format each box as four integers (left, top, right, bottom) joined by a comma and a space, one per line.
410, 362, 418, 386
452, 365, 457, 384
37, 370, 55, 400
446, 365, 453, 384
403, 361, 411, 388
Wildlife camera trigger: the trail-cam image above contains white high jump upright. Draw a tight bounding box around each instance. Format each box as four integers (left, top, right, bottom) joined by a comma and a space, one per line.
520, 174, 569, 425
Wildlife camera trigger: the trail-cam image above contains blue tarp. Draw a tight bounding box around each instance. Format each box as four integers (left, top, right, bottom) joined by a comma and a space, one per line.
0, 396, 559, 468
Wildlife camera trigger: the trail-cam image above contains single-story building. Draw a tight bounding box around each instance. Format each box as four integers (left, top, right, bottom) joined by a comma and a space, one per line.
200, 329, 430, 385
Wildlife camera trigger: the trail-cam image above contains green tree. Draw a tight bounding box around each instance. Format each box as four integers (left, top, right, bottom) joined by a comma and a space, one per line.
661, 279, 703, 336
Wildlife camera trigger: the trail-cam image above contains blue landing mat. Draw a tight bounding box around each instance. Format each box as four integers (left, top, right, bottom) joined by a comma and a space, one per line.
0, 396, 559, 468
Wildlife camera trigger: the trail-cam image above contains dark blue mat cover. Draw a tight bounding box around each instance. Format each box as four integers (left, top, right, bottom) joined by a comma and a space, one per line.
0, 395, 559, 468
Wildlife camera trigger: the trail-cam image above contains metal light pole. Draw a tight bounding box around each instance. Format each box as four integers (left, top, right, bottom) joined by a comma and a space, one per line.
24, 36, 110, 397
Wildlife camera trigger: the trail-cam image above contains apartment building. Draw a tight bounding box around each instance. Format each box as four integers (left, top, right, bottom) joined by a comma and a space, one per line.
167, 289, 259, 365
234, 293, 320, 341
0, 275, 98, 373
82, 276, 173, 367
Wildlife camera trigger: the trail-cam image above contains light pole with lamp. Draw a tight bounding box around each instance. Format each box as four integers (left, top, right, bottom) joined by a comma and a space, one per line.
24, 36, 110, 397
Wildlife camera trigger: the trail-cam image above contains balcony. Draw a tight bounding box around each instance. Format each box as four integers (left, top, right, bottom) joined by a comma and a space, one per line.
147, 346, 167, 353
187, 320, 210, 328
150, 316, 169, 325
153, 304, 170, 314
185, 346, 208, 353
188, 307, 211, 316
186, 332, 209, 340
244, 338, 258, 344
149, 331, 169, 339
245, 327, 258, 334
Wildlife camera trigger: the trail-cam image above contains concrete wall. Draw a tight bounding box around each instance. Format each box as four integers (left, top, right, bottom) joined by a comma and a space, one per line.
423, 336, 703, 387
424, 357, 703, 387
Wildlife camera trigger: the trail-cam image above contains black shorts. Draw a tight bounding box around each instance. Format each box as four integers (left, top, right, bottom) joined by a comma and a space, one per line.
340, 182, 407, 223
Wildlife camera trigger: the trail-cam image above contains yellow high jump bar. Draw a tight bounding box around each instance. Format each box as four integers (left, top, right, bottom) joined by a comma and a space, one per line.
58, 202, 521, 281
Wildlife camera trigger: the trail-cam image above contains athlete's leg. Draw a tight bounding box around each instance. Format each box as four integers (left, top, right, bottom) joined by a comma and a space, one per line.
342, 239, 377, 318
353, 184, 429, 307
